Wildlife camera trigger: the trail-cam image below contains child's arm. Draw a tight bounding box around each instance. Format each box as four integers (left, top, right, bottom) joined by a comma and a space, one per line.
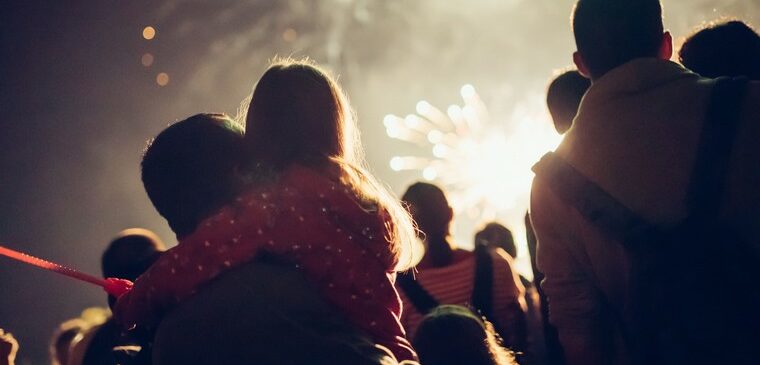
114, 201, 271, 330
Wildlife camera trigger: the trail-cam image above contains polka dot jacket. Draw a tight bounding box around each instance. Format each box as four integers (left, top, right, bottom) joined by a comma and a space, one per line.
114, 164, 417, 361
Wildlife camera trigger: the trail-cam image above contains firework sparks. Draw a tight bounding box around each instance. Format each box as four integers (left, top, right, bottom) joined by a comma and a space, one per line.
386, 85, 562, 269
387, 85, 561, 218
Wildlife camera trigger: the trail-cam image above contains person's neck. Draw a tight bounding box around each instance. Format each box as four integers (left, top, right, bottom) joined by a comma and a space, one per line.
420, 235, 455, 268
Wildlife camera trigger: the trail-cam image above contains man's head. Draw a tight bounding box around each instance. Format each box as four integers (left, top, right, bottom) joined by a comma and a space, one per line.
679, 20, 760, 80
142, 113, 244, 238
401, 182, 453, 240
102, 228, 165, 307
546, 70, 590, 134
572, 0, 671, 80
475, 222, 517, 259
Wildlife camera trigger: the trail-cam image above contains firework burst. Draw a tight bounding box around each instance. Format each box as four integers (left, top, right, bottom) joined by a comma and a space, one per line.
385, 85, 562, 257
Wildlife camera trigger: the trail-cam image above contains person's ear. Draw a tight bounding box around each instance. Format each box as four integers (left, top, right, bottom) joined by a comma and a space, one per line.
659, 31, 674, 60
573, 51, 592, 79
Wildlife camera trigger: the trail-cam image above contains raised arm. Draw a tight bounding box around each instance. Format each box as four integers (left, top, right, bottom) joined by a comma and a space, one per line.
114, 198, 273, 330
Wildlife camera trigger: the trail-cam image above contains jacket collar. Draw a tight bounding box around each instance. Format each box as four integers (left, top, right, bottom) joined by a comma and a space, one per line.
581, 58, 699, 108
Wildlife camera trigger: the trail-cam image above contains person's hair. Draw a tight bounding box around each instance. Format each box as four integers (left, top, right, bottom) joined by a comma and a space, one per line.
50, 319, 87, 365
546, 69, 590, 134
101, 228, 164, 307
412, 305, 516, 365
240, 58, 416, 269
401, 182, 452, 240
573, 0, 665, 79
0, 329, 18, 365
243, 58, 360, 168
141, 113, 244, 238
101, 228, 164, 280
475, 222, 517, 258
679, 20, 760, 80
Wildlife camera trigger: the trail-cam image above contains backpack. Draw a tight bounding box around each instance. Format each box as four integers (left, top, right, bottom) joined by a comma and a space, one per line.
532, 77, 760, 364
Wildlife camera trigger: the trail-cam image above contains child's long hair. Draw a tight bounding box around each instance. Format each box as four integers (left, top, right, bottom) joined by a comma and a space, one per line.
238, 57, 416, 269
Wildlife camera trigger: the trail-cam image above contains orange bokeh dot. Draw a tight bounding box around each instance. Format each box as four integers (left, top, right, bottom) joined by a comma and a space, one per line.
141, 53, 154, 67
156, 72, 169, 86
142, 26, 156, 40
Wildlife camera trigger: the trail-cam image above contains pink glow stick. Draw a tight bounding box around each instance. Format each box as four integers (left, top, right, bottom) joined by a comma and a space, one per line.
0, 244, 107, 287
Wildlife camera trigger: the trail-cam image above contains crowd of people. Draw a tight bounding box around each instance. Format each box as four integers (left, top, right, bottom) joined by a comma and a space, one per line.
2, 0, 760, 364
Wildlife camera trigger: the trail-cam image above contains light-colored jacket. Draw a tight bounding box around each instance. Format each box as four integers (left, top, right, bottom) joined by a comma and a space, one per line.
530, 58, 760, 365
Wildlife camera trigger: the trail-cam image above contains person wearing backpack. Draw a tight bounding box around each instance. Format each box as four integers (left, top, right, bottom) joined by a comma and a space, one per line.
398, 183, 527, 355
530, 1, 760, 365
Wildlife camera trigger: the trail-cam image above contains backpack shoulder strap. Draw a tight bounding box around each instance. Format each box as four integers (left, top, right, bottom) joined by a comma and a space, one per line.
396, 271, 439, 315
687, 77, 748, 221
471, 245, 494, 318
532, 153, 653, 245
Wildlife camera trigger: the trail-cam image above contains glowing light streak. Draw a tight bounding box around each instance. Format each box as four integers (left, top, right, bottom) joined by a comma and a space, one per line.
385, 85, 563, 276
390, 156, 430, 171
460, 84, 476, 99
422, 167, 438, 181
404, 114, 435, 133
416, 101, 452, 129
427, 130, 444, 144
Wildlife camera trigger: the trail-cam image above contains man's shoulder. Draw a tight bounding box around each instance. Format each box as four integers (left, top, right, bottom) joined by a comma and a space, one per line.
572, 59, 711, 123
552, 62, 719, 222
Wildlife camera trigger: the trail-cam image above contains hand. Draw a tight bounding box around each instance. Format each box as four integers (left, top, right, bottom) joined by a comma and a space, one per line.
0, 328, 18, 365
111, 282, 139, 330
103, 278, 134, 297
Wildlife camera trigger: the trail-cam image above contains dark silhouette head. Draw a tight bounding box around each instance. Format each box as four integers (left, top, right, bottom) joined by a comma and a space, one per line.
572, 0, 671, 80
546, 70, 590, 134
679, 20, 760, 80
401, 182, 453, 240
102, 228, 165, 308
412, 305, 516, 365
243, 58, 359, 169
475, 223, 517, 259
50, 319, 87, 365
141, 113, 244, 238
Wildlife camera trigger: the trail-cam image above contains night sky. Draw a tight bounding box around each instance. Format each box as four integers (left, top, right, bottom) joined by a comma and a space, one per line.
1, 1, 756, 363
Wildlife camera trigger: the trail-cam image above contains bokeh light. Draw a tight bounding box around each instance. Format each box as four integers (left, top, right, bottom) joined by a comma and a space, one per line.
142, 26, 156, 40
156, 72, 170, 86
141, 53, 154, 67
282, 28, 298, 42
